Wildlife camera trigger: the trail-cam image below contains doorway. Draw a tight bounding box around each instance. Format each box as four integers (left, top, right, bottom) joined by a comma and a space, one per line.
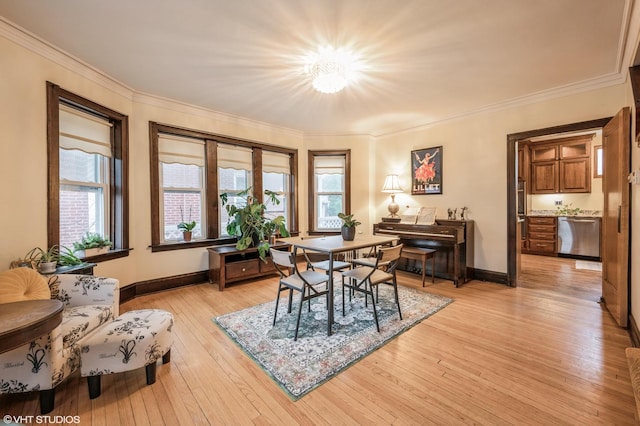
506, 117, 611, 287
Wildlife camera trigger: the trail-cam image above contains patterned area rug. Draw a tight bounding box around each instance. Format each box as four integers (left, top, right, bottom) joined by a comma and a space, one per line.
213, 282, 453, 400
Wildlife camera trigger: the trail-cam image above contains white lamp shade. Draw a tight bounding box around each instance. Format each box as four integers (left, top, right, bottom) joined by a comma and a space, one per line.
381, 174, 403, 193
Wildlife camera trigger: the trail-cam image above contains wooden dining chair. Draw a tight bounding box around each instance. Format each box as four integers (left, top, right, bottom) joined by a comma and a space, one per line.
340, 244, 404, 332
270, 248, 331, 341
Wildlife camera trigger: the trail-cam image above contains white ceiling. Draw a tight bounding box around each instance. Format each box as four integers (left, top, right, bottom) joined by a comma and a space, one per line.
1, 0, 637, 136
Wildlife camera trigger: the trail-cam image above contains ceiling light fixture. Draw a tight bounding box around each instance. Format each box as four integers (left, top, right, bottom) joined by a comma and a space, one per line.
304, 46, 359, 94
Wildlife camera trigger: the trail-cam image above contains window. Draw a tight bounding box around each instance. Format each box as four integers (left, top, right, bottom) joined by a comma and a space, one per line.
149, 122, 298, 251
308, 150, 351, 234
263, 151, 292, 228
47, 82, 129, 260
594, 145, 603, 178
159, 134, 206, 242
218, 144, 253, 236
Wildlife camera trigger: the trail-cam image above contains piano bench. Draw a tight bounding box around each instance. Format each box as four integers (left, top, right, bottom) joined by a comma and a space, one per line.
401, 247, 436, 287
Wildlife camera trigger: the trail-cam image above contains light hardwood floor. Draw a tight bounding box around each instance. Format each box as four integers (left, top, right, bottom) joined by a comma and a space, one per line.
2, 254, 636, 425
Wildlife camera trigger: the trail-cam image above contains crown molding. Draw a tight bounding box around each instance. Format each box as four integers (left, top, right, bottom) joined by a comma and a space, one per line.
0, 17, 134, 101
133, 91, 303, 139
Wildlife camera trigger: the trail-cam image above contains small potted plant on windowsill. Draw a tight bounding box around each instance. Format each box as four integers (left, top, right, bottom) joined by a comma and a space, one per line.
73, 232, 112, 257
337, 212, 361, 241
177, 206, 197, 241
177, 220, 196, 241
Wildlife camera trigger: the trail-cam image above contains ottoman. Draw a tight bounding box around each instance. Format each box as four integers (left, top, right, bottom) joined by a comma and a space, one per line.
79, 309, 174, 399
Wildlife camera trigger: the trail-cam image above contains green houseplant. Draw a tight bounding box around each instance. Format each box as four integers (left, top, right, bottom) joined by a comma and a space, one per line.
337, 212, 361, 241
177, 206, 197, 241
12, 245, 61, 273
73, 232, 112, 257
177, 220, 196, 241
220, 188, 290, 261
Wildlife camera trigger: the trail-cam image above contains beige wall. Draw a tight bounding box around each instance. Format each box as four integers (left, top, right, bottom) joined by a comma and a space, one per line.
0, 32, 309, 286
1, 21, 637, 312
374, 85, 628, 273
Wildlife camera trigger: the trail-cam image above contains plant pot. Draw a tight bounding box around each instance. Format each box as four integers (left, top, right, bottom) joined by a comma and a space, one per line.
183, 231, 192, 242
76, 247, 109, 258
341, 226, 356, 241
38, 261, 58, 274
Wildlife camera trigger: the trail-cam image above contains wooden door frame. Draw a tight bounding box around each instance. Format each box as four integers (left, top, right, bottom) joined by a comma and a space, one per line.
506, 117, 611, 287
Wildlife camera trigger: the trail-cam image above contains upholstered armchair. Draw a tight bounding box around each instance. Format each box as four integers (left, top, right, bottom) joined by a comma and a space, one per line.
0, 268, 119, 413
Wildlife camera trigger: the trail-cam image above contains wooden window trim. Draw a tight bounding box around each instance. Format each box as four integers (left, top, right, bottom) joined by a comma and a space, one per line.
149, 122, 298, 251
307, 150, 351, 235
46, 81, 130, 262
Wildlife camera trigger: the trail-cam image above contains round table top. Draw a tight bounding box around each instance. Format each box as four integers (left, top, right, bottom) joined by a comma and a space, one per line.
0, 299, 64, 353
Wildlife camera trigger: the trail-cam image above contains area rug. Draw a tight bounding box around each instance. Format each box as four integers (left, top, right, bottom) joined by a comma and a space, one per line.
212, 282, 453, 400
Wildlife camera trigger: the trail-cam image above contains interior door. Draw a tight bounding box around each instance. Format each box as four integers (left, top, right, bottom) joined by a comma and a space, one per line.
601, 107, 630, 327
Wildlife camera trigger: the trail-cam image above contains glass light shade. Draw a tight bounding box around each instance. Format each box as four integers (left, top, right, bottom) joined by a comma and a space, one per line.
305, 46, 357, 94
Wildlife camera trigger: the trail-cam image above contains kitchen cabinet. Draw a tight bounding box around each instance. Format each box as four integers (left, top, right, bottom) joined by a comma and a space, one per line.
517, 144, 529, 182
523, 216, 557, 256
529, 135, 592, 194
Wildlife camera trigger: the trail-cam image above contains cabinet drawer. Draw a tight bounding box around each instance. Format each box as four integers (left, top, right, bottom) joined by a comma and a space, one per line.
226, 259, 260, 279
528, 216, 556, 225
528, 239, 556, 253
528, 232, 555, 241
259, 258, 276, 273
528, 224, 556, 234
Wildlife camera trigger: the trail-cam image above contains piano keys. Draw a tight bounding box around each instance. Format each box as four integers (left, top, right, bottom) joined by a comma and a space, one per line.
373, 219, 474, 286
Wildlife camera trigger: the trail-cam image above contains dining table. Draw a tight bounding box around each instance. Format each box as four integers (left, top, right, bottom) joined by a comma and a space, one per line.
277, 234, 399, 335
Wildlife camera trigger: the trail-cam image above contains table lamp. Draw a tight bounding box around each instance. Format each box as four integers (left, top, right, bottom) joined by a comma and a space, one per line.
381, 174, 403, 219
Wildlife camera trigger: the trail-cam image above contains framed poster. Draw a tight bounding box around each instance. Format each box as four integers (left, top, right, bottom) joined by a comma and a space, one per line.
411, 146, 442, 195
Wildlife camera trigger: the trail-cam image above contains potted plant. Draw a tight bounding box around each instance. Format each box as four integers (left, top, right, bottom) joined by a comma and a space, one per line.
12, 246, 60, 273
73, 232, 112, 257
177, 220, 196, 241
337, 212, 361, 241
58, 246, 83, 267
177, 206, 197, 241
220, 187, 290, 261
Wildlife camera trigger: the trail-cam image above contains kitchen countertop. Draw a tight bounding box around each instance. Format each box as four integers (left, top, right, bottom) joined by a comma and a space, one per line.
527, 209, 601, 217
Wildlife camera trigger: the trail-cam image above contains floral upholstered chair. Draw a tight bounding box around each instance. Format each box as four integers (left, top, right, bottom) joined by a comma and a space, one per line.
0, 268, 119, 413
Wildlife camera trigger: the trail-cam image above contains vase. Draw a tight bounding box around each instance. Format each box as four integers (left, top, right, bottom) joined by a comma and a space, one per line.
341, 226, 356, 241
183, 231, 192, 242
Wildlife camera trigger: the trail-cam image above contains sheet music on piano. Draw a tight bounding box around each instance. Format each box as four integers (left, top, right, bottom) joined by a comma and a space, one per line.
400, 207, 421, 224
401, 207, 437, 225
416, 207, 437, 225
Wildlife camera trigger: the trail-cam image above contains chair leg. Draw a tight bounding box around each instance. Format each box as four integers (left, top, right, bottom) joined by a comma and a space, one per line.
273, 286, 283, 326
392, 275, 403, 320
39, 388, 55, 414
368, 281, 380, 332
294, 287, 306, 341
342, 277, 346, 316
287, 288, 294, 313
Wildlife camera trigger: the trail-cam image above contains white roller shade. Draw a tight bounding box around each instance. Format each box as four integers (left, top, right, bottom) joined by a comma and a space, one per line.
158, 134, 205, 167
263, 151, 290, 174
59, 104, 112, 157
314, 155, 344, 174
218, 144, 252, 170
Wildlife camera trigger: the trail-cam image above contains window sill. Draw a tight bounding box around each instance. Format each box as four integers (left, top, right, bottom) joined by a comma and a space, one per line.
80, 248, 131, 263
150, 238, 235, 252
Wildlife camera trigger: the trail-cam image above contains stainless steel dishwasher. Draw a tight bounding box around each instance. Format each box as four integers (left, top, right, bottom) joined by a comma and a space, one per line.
557, 216, 601, 257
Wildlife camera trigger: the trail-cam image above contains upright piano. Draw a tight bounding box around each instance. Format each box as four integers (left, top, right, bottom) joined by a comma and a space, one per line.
373, 219, 474, 286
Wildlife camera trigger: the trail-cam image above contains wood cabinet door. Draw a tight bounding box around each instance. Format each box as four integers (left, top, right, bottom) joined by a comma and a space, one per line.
559, 157, 590, 192
517, 144, 529, 182
530, 161, 557, 193
530, 144, 557, 162
602, 107, 630, 327
560, 139, 590, 159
